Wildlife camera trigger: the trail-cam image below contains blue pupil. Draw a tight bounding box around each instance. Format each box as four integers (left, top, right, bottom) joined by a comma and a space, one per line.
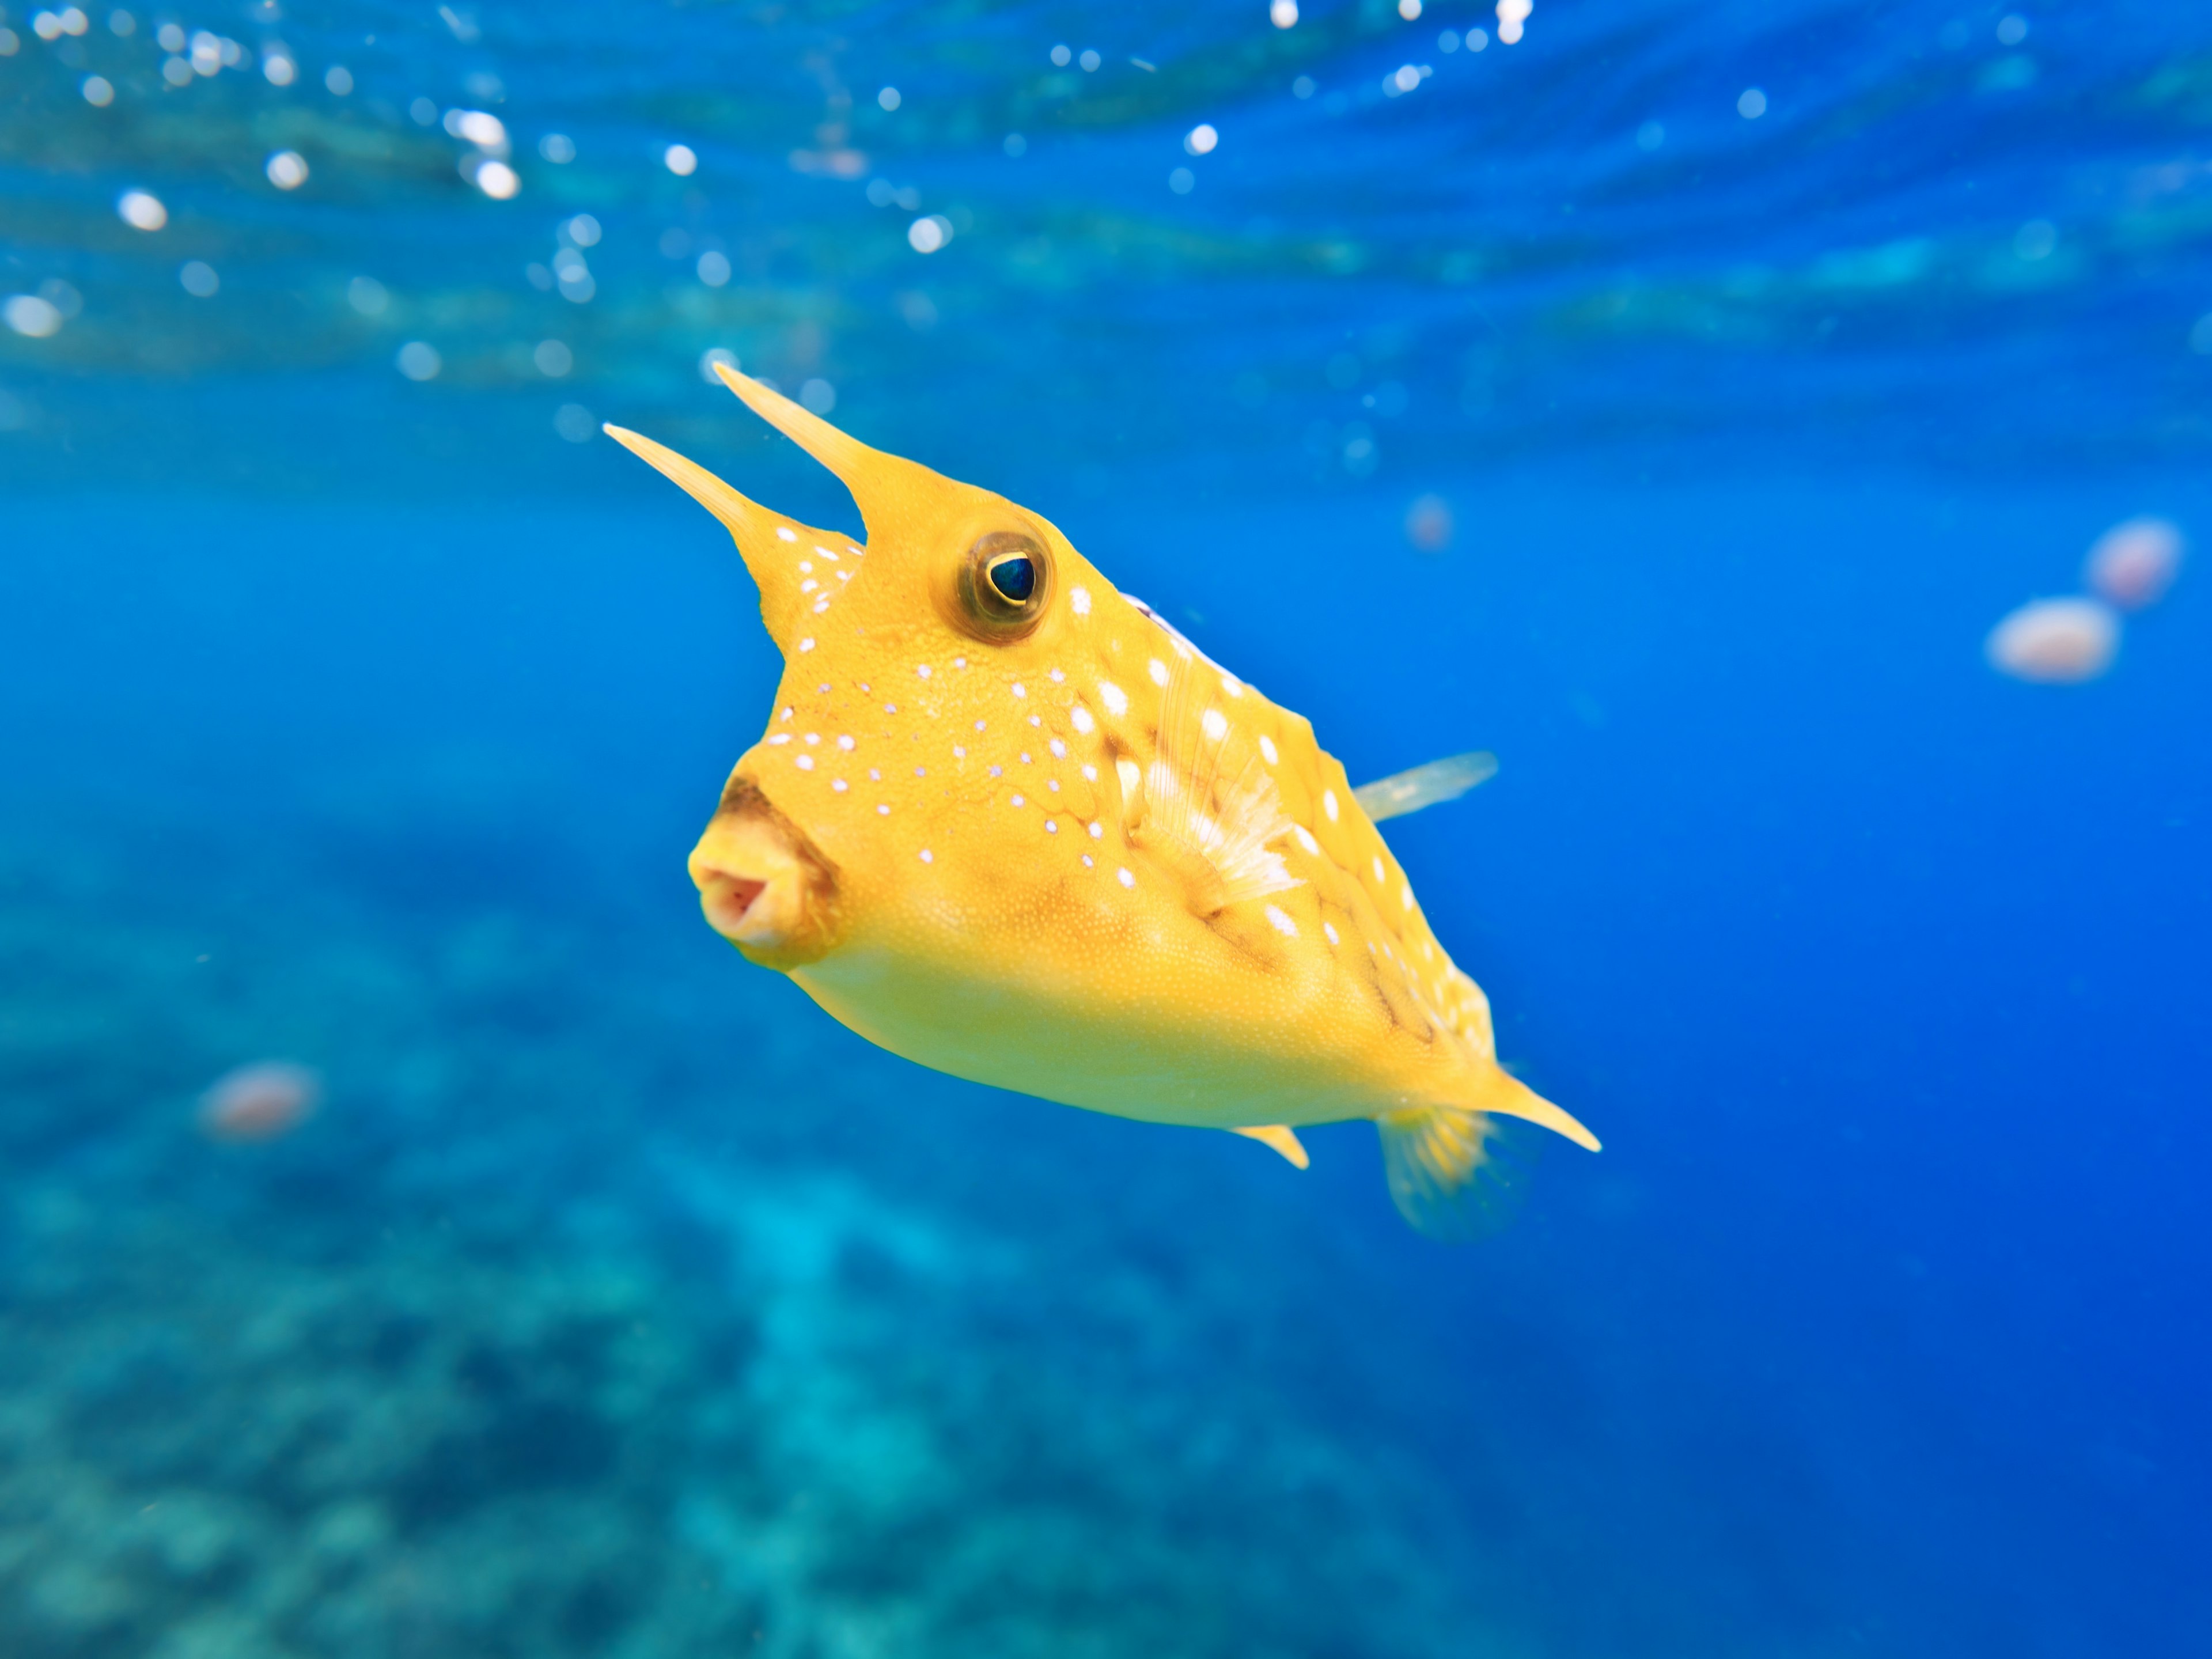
988, 556, 1036, 603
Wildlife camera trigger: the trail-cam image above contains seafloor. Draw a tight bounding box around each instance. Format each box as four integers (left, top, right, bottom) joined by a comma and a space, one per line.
0, 805, 1508, 1659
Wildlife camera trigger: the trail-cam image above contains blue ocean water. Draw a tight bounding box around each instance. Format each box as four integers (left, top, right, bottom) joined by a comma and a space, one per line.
5, 2, 2211, 1654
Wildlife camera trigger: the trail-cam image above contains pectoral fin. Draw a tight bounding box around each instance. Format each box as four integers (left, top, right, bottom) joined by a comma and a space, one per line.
1353, 750, 1498, 822
1232, 1124, 1310, 1169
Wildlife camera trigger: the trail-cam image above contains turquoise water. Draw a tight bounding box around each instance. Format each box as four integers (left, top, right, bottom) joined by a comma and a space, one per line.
5, 4, 2210, 1655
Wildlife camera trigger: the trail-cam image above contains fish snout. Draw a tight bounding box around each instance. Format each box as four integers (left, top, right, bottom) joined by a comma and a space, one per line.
688, 777, 843, 967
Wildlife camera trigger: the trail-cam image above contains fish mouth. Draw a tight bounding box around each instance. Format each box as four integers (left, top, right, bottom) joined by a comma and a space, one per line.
687, 777, 842, 967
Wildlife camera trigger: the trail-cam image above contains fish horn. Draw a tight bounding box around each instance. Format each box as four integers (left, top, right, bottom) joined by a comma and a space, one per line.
710, 362, 946, 542
601, 421, 823, 653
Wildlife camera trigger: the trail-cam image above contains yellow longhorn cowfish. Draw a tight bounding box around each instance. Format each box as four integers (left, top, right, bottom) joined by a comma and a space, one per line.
606, 367, 1600, 1238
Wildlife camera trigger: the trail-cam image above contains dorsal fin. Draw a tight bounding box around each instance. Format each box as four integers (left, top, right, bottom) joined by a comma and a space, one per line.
1353, 751, 1498, 823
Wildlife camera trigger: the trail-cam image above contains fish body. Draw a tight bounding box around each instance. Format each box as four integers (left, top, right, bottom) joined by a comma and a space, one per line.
609, 370, 1598, 1236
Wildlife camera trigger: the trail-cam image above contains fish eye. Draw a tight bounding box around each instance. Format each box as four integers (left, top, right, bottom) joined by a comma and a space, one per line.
953, 529, 1052, 642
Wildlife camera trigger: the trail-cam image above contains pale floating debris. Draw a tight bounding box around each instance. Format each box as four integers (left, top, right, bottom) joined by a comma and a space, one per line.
3, 295, 63, 338
664, 142, 698, 176
1404, 493, 1453, 552
0, 28, 17, 55
564, 213, 601, 248
266, 149, 309, 190
262, 47, 294, 85
1738, 86, 1768, 119
1637, 119, 1665, 151
347, 274, 389, 316
1050, 43, 1071, 66
446, 108, 507, 153
800, 378, 836, 415
1003, 132, 1027, 157
1080, 48, 1101, 71
908, 214, 952, 253
878, 86, 901, 111
1271, 0, 1299, 26
1354, 751, 1498, 821
1168, 167, 1194, 195
199, 1060, 321, 1143
1184, 123, 1218, 156
2085, 517, 2184, 611
1399, 0, 1423, 17
533, 338, 572, 377
473, 159, 520, 199
696, 249, 731, 286
554, 403, 596, 443
156, 20, 181, 49
1986, 597, 2118, 684
396, 340, 442, 381
324, 64, 353, 95
409, 96, 437, 125
438, 4, 479, 44
109, 9, 134, 35
81, 73, 114, 105
1497, 0, 1531, 44
1996, 13, 2029, 45
179, 260, 218, 297
539, 132, 575, 163
698, 346, 738, 383
117, 189, 167, 231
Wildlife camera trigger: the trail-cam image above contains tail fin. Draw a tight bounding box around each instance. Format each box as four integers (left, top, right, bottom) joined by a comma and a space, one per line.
1377, 1067, 1597, 1240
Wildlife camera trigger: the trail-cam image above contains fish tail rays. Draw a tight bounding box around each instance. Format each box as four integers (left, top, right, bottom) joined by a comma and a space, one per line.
1377, 1069, 1598, 1241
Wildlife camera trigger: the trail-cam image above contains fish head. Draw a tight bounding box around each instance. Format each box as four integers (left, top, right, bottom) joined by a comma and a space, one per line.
607, 366, 1117, 979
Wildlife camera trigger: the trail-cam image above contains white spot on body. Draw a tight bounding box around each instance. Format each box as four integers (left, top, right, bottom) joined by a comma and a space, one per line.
800, 579, 818, 594
877, 804, 891, 815
1081, 764, 1099, 782
1118, 866, 1135, 888
813, 599, 829, 613
1098, 681, 1128, 716
1294, 826, 1319, 854
1402, 884, 1415, 911
1011, 794, 1025, 807
799, 638, 816, 653
1201, 709, 1228, 741
1050, 738, 1067, 759
916, 664, 932, 679
1372, 856, 1386, 881
1012, 682, 1028, 699
919, 849, 933, 863
768, 734, 791, 745
1049, 668, 1066, 683
1323, 921, 1340, 945
796, 755, 815, 771
1148, 658, 1171, 687
1259, 734, 1279, 764
832, 779, 849, 792
954, 745, 967, 759
777, 527, 797, 541
805, 733, 820, 745
1070, 707, 1096, 734
837, 735, 855, 750
1222, 675, 1245, 698
1116, 758, 1141, 796
869, 768, 882, 781
1323, 789, 1340, 821
1088, 821, 1104, 839
1265, 904, 1298, 938
1082, 854, 1095, 868
1071, 586, 1092, 616
816, 546, 839, 560
1045, 820, 1058, 834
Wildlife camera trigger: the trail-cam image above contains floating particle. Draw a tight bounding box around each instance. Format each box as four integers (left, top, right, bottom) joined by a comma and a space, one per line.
696, 249, 731, 286
1399, 0, 1422, 18
1737, 86, 1767, 119
664, 142, 698, 176
565, 213, 601, 247
81, 74, 114, 105
1184, 123, 1218, 156
1986, 597, 2118, 684
109, 9, 135, 35
396, 340, 441, 380
908, 214, 952, 252
199, 1060, 320, 1143
878, 86, 900, 111
699, 346, 738, 382
1168, 167, 1194, 195
539, 131, 575, 163
1405, 494, 1453, 552
347, 275, 389, 315
800, 378, 836, 415
266, 149, 309, 190
3, 296, 63, 338
533, 338, 572, 377
179, 260, 218, 297
2085, 517, 2184, 611
449, 108, 506, 151
1271, 0, 1298, 27
1003, 132, 1027, 156
473, 159, 520, 199
262, 47, 294, 85
1497, 0, 1531, 44
1080, 48, 1101, 71
117, 189, 166, 230
555, 403, 596, 442
324, 64, 352, 94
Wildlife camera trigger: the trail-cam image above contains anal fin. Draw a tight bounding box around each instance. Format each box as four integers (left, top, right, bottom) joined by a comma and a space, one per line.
1232, 1124, 1310, 1169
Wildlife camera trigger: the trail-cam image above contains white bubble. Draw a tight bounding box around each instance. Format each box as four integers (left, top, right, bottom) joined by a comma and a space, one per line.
324, 64, 353, 95
474, 159, 520, 199
1995, 13, 2028, 46
81, 74, 114, 105
160, 53, 190, 85
155, 20, 181, 50
554, 403, 596, 442
266, 150, 309, 190
1168, 167, 1194, 195
2085, 517, 2184, 612
1398, 0, 1422, 17
799, 377, 836, 415
1079, 48, 1101, 71
179, 259, 218, 297
878, 85, 900, 111
539, 132, 575, 164
3, 296, 63, 338
456, 109, 506, 150
262, 49, 294, 86
533, 339, 572, 377
1986, 597, 2118, 684
1440, 28, 1461, 51
565, 213, 601, 247
1738, 87, 1768, 119
409, 96, 437, 126
396, 340, 441, 381
117, 189, 166, 231
908, 214, 951, 253
347, 275, 388, 316
1293, 75, 1315, 98
0, 29, 20, 55
699, 346, 738, 383
1466, 25, 1489, 49
108, 9, 134, 36
1271, 0, 1298, 27
1050, 43, 1071, 66
1495, 0, 1531, 44
1637, 120, 1665, 151
664, 142, 698, 176
1184, 123, 1218, 156
1003, 132, 1027, 157
696, 249, 731, 286
63, 6, 90, 35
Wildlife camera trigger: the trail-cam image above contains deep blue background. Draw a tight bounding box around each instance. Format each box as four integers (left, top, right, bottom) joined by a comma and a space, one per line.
5, 1, 2211, 1654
